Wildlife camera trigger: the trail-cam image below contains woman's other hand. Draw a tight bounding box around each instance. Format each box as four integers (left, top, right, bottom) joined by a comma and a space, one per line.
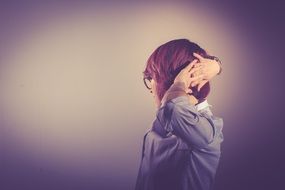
189, 53, 221, 91
173, 59, 200, 94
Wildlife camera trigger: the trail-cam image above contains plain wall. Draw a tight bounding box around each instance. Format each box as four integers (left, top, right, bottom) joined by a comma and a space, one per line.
0, 1, 284, 190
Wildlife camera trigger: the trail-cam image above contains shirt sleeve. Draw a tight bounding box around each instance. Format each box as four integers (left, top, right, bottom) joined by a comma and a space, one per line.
161, 82, 217, 149
196, 99, 213, 115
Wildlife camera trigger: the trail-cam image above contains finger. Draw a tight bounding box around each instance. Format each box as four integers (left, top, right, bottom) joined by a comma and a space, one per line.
189, 75, 204, 86
193, 63, 203, 68
193, 52, 205, 61
190, 75, 204, 87
188, 67, 203, 76
190, 64, 203, 72
189, 74, 204, 81
186, 88, 192, 94
183, 59, 198, 72
175, 59, 199, 83
191, 80, 203, 87
197, 80, 208, 91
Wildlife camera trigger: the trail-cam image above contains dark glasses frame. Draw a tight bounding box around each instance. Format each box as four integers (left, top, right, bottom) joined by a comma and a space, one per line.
143, 76, 152, 90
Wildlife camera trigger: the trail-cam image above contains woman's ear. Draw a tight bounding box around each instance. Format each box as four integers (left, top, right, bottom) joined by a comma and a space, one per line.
150, 79, 155, 91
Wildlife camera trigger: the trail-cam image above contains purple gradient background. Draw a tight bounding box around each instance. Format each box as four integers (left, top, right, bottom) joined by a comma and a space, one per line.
0, 1, 284, 190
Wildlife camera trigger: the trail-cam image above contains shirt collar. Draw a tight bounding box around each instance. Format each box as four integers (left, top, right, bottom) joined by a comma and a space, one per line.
195, 99, 211, 111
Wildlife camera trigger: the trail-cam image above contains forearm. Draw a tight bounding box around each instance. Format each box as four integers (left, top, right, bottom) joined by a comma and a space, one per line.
161, 82, 187, 104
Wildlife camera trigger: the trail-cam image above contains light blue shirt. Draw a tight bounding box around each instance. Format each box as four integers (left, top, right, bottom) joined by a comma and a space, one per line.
135, 93, 224, 190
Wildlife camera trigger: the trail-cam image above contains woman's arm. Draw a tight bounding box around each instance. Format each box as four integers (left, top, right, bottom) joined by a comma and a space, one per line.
159, 58, 222, 148
161, 82, 217, 149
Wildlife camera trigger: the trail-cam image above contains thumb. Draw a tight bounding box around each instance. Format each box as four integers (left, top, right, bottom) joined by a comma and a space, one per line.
193, 52, 205, 62
197, 80, 208, 91
186, 88, 193, 94
183, 59, 198, 72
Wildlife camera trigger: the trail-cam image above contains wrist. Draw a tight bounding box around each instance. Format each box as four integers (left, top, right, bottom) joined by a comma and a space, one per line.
213, 56, 222, 75
170, 81, 187, 92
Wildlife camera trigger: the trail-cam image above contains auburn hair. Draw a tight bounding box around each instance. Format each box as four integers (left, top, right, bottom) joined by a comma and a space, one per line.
143, 39, 211, 102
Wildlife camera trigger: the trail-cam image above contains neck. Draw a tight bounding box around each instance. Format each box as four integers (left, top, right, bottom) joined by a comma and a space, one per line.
156, 94, 198, 108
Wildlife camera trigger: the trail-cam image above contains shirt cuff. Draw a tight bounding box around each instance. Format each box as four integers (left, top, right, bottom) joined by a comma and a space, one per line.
195, 99, 212, 111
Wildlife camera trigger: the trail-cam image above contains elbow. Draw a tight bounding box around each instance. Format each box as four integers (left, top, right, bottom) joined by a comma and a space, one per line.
185, 134, 214, 149
177, 118, 216, 149
193, 118, 216, 147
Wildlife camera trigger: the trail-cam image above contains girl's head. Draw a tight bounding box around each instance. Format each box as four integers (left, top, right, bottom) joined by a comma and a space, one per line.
143, 39, 211, 103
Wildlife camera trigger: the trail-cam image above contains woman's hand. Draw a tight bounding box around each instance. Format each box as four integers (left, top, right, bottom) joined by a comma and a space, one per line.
189, 53, 221, 91
173, 59, 200, 94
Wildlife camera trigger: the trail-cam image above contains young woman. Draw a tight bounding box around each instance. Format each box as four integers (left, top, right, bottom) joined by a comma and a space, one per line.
135, 39, 224, 190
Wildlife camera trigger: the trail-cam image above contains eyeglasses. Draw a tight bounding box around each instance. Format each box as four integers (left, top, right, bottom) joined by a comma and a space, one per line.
143, 77, 152, 90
